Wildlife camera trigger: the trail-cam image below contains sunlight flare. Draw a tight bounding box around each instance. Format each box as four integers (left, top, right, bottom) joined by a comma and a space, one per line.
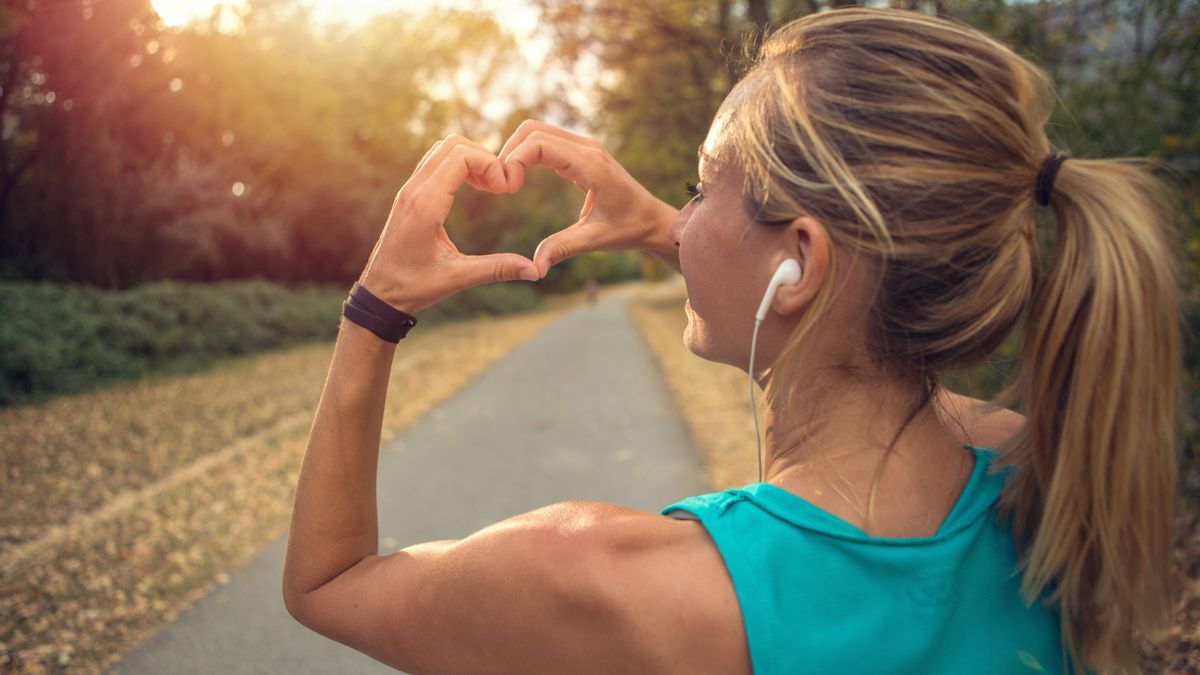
151, 0, 225, 27
151, 0, 486, 28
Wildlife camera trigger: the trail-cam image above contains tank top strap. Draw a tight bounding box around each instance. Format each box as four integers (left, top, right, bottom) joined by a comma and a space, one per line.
661, 489, 778, 675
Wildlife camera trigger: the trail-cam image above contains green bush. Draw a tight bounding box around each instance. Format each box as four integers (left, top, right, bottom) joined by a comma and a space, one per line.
0, 279, 542, 407
415, 282, 541, 323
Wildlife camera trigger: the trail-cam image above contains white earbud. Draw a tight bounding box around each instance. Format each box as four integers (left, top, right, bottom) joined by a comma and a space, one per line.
754, 258, 803, 322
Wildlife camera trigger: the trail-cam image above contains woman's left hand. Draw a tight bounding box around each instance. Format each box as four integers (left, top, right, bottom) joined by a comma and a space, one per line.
357, 135, 541, 314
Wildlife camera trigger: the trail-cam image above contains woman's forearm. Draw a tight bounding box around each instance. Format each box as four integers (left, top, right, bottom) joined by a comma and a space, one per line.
283, 318, 396, 604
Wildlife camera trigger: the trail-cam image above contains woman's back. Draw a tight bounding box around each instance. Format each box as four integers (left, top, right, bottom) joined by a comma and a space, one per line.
660, 444, 1066, 674
609, 397, 1048, 674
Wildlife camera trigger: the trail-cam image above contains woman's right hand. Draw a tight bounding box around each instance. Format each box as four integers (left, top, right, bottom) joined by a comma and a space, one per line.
498, 120, 681, 278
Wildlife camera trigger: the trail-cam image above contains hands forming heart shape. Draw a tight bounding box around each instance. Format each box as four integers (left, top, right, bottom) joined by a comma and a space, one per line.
357, 120, 679, 315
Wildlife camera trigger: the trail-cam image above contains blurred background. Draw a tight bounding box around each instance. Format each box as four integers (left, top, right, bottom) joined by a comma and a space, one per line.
0, 0, 1197, 410
1, 0, 1198, 672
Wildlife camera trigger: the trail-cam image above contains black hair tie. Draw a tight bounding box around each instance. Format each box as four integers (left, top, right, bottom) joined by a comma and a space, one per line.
1035, 152, 1068, 207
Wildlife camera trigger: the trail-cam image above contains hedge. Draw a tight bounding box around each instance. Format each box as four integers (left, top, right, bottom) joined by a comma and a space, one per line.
0, 279, 540, 407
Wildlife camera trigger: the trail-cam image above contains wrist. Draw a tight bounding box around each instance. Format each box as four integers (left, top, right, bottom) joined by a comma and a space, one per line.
343, 279, 421, 345
358, 272, 424, 315
636, 199, 680, 263
340, 315, 400, 352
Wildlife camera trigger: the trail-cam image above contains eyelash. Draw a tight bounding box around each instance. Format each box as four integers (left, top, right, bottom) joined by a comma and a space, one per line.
685, 182, 703, 202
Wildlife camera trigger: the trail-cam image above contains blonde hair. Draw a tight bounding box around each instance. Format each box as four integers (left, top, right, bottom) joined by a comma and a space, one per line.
722, 7, 1185, 674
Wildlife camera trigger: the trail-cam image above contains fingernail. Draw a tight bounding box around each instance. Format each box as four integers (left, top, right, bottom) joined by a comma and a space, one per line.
520, 268, 539, 282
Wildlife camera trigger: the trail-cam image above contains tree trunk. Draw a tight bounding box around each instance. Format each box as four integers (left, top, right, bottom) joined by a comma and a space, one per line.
717, 0, 739, 93
746, 0, 771, 31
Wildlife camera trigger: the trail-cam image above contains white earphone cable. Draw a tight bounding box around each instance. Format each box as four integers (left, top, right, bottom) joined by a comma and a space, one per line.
750, 317, 764, 483
749, 258, 799, 485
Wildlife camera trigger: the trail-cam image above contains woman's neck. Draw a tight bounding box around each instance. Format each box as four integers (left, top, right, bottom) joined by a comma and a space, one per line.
759, 375, 974, 536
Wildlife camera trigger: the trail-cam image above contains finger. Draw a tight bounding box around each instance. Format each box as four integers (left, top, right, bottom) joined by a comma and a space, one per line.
459, 138, 510, 194
411, 140, 444, 180
498, 119, 601, 163
392, 140, 444, 199
503, 130, 602, 194
468, 161, 507, 193
499, 121, 604, 193
458, 252, 541, 288
412, 134, 506, 193
424, 144, 508, 202
465, 174, 488, 192
532, 222, 595, 277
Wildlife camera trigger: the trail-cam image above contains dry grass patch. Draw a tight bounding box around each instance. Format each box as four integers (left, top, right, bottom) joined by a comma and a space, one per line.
0, 304, 568, 674
627, 281, 759, 490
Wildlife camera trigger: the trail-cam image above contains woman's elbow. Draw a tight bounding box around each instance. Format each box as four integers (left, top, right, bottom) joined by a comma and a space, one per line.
282, 578, 313, 627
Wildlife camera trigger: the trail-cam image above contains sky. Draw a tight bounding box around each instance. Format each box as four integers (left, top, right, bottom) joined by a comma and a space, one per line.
151, 0, 541, 51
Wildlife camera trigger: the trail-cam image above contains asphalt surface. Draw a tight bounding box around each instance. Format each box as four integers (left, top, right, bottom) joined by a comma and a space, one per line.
112, 283, 709, 674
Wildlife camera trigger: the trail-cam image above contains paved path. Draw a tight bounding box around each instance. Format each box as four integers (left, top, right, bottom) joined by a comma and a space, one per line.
113, 283, 708, 674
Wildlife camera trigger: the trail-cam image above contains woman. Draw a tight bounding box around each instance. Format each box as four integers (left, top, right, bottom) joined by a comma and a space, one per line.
282, 7, 1183, 674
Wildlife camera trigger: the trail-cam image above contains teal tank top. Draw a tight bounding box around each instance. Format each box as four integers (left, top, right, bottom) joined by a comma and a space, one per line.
660, 444, 1078, 675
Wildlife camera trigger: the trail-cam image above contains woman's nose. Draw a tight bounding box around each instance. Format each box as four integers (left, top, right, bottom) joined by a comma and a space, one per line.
667, 211, 686, 249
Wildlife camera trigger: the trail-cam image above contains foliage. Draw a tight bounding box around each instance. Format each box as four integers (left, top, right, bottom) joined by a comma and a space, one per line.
0, 279, 542, 407
416, 282, 541, 323
0, 0, 567, 288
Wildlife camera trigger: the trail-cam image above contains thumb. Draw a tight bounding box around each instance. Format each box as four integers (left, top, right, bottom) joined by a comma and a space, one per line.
533, 226, 589, 276
461, 252, 541, 287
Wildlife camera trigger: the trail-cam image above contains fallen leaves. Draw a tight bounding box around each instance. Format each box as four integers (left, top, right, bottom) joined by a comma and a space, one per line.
0, 341, 336, 549
0, 306, 566, 674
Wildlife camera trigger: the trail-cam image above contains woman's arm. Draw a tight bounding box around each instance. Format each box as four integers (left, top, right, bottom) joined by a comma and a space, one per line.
283, 311, 605, 670
282, 134, 534, 611
282, 318, 393, 612
280, 135, 700, 673
280, 328, 678, 672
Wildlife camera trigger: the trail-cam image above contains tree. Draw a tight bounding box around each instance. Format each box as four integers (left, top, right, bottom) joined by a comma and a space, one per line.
0, 1, 556, 287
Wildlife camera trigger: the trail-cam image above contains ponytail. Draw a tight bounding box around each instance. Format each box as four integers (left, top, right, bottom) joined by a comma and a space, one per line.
993, 157, 1186, 673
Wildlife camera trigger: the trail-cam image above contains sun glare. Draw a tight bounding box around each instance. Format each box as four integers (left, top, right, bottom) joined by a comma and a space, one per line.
151, 0, 503, 28
152, 1, 234, 27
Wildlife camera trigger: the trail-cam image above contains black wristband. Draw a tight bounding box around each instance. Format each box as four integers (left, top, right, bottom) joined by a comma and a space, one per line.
341, 281, 418, 343
342, 300, 412, 343
350, 282, 419, 330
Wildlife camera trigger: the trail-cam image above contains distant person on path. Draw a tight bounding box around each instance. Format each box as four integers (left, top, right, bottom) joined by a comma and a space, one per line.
283, 8, 1182, 674
585, 276, 598, 305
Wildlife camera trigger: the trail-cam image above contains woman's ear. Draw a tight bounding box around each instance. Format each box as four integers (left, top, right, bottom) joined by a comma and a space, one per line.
771, 216, 829, 317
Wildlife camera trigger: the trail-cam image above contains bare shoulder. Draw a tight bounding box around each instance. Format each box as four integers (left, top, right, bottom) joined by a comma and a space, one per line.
571, 501, 752, 675
316, 499, 750, 675
935, 388, 1027, 450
